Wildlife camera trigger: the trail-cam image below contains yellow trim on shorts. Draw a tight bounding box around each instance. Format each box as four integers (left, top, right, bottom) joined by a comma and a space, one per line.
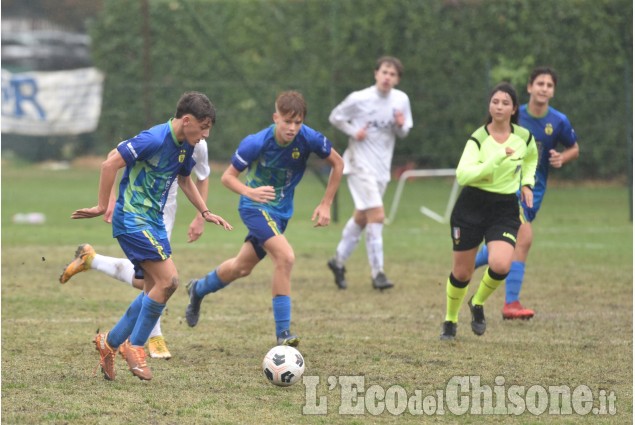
519, 202, 528, 224
260, 209, 281, 236
142, 230, 169, 260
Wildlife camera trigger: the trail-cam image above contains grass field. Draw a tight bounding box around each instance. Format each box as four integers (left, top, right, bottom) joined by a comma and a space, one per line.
2, 160, 632, 424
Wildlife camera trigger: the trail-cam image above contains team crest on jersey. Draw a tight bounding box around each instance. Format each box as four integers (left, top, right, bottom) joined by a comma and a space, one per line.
452, 226, 461, 244
291, 148, 300, 160
544, 123, 553, 136
179, 149, 186, 163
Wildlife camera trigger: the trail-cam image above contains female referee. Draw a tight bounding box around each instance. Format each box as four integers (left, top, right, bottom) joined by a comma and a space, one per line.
440, 82, 538, 340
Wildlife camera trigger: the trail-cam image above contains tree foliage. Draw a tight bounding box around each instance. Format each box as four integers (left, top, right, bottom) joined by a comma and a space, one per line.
89, 0, 632, 179
2, 0, 103, 31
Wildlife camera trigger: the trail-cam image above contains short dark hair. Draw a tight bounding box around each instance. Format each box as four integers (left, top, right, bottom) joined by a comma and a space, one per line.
528, 66, 558, 87
486, 82, 520, 125
175, 91, 216, 124
275, 91, 307, 119
375, 56, 403, 77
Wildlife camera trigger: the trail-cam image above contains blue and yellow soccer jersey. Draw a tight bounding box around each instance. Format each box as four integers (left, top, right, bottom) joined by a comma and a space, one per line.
519, 104, 577, 210
231, 124, 332, 220
113, 120, 195, 238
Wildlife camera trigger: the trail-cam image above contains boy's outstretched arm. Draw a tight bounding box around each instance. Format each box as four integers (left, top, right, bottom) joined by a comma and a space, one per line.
312, 149, 344, 227
71, 149, 125, 219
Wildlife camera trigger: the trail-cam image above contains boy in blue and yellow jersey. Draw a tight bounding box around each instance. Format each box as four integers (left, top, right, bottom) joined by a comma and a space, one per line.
474, 67, 579, 320
59, 140, 212, 360
71, 92, 233, 381
185, 91, 344, 347
440, 83, 538, 340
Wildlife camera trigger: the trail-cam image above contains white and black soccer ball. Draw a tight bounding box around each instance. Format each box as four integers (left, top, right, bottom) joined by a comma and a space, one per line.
262, 345, 305, 387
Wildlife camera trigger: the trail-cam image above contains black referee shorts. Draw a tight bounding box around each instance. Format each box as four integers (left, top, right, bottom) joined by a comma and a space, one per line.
450, 186, 522, 251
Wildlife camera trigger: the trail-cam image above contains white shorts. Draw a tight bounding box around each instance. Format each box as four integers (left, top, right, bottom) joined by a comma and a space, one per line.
346, 173, 387, 211
163, 197, 177, 240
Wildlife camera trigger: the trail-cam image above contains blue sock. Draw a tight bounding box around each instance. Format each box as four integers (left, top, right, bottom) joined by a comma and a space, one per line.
505, 261, 525, 303
108, 292, 144, 348
195, 269, 228, 298
475, 245, 489, 268
129, 295, 165, 346
272, 295, 291, 336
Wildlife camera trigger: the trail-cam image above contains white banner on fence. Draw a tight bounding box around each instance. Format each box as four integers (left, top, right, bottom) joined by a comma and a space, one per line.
1, 67, 104, 135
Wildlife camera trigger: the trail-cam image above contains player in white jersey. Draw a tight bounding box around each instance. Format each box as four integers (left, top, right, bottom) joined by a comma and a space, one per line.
327, 56, 413, 291
59, 140, 211, 359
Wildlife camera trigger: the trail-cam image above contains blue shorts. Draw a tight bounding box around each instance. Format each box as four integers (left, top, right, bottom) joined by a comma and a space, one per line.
239, 208, 288, 260
518, 190, 544, 222
116, 229, 172, 279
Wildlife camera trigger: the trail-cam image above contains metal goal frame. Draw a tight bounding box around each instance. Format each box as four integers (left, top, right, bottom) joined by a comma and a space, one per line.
385, 169, 460, 224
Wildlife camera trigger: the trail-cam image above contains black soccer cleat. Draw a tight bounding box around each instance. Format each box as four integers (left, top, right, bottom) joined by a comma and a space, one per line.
185, 279, 203, 327
327, 258, 347, 289
439, 321, 457, 340
468, 296, 486, 336
371, 272, 394, 291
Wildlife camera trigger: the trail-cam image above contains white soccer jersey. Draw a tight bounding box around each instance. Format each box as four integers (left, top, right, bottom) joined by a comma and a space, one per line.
163, 140, 210, 238
329, 85, 412, 183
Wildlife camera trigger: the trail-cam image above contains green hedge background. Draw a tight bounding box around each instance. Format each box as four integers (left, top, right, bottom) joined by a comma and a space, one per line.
5, 0, 633, 180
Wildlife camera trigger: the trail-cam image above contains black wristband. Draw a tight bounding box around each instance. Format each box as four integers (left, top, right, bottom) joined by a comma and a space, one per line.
201, 209, 211, 217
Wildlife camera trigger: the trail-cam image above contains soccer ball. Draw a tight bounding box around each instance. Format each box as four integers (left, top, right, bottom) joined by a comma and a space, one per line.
262, 345, 305, 387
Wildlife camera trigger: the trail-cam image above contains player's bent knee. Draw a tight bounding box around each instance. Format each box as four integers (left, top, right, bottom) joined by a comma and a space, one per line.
236, 268, 252, 278
168, 276, 179, 291
487, 267, 509, 281
515, 236, 532, 253
173, 275, 180, 285
488, 259, 511, 276
157, 276, 179, 299
451, 267, 473, 283
232, 263, 255, 279
277, 254, 295, 271
449, 273, 470, 288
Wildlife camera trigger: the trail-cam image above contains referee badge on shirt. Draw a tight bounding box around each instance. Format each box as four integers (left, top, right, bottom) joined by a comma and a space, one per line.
452, 227, 461, 244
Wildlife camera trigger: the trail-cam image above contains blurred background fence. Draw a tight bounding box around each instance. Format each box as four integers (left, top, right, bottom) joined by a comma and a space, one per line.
2, 0, 632, 181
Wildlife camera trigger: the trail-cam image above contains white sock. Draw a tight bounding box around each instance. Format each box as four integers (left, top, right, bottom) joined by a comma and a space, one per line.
149, 318, 162, 339
365, 222, 384, 278
91, 254, 135, 286
335, 218, 363, 266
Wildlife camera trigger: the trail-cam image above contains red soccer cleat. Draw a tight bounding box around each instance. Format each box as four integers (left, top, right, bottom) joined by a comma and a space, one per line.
502, 301, 535, 320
